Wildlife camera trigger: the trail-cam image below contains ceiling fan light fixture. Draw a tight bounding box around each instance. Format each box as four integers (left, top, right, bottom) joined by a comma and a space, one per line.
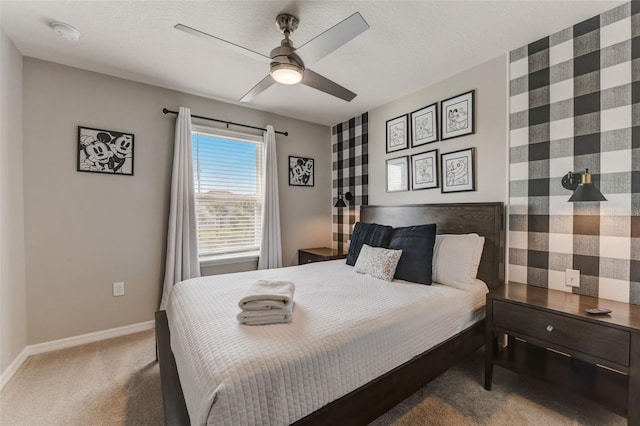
270, 62, 304, 85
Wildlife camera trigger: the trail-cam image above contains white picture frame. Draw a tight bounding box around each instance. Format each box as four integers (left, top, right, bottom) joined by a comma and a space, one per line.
411, 103, 438, 147
386, 156, 409, 192
441, 148, 475, 193
441, 90, 475, 140
411, 149, 438, 190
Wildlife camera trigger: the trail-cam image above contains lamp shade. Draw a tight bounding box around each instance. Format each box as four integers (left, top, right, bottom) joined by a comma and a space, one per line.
562, 169, 607, 202
334, 191, 353, 208
334, 198, 347, 208
568, 183, 607, 202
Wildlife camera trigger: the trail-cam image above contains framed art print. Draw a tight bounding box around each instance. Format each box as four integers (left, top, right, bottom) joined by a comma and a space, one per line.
411, 103, 437, 147
411, 149, 438, 190
441, 90, 475, 140
386, 156, 409, 192
289, 156, 314, 186
77, 126, 134, 175
441, 148, 475, 193
386, 114, 409, 153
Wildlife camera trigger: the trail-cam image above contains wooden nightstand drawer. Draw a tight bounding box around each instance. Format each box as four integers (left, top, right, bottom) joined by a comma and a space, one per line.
299, 251, 318, 264
493, 300, 630, 366
298, 247, 347, 265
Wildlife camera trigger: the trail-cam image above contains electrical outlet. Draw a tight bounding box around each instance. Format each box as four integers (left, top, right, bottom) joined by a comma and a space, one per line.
113, 281, 125, 297
565, 269, 580, 287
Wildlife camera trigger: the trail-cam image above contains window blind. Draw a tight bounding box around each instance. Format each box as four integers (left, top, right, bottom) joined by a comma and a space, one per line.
192, 129, 263, 257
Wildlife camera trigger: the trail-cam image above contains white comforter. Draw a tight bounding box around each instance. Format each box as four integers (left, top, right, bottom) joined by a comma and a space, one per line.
166, 260, 488, 426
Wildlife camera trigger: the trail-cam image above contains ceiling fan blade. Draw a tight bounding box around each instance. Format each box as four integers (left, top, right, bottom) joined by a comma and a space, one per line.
239, 75, 276, 102
302, 69, 356, 102
174, 24, 271, 64
295, 12, 369, 66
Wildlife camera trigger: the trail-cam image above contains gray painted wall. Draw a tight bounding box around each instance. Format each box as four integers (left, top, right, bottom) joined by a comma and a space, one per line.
22, 58, 332, 344
369, 55, 509, 205
0, 30, 27, 374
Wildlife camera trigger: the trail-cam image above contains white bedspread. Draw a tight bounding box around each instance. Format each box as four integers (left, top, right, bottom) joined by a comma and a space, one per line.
166, 260, 488, 426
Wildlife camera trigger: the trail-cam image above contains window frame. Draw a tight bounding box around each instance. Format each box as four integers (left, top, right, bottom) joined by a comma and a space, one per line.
191, 124, 264, 266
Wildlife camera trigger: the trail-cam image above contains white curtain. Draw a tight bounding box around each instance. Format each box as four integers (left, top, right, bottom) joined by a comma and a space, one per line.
160, 107, 200, 310
258, 125, 282, 269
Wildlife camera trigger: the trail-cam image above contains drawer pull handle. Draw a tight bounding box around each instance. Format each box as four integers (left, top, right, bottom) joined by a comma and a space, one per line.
546, 325, 554, 332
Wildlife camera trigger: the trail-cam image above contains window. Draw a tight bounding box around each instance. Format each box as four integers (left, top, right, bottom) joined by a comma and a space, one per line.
192, 125, 264, 261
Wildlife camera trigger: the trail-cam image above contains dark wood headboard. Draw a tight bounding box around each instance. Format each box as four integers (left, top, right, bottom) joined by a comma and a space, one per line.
360, 202, 504, 289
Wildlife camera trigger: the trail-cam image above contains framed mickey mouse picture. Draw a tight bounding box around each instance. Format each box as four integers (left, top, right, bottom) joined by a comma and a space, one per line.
77, 126, 135, 176
289, 156, 314, 186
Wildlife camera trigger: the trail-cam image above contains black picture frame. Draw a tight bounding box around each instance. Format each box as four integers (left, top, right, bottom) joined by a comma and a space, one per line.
440, 90, 475, 141
441, 148, 476, 193
77, 126, 134, 176
289, 156, 314, 186
411, 149, 439, 190
386, 156, 409, 192
411, 103, 438, 147
386, 114, 409, 153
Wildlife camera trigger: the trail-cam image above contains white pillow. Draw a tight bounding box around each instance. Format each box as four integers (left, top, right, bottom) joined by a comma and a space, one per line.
432, 234, 485, 290
354, 244, 403, 282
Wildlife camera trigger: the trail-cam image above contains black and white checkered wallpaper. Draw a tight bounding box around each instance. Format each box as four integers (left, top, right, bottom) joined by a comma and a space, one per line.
509, 2, 640, 304
332, 113, 368, 252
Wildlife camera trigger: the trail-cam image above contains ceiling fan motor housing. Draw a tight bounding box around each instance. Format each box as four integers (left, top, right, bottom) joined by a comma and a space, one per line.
275, 13, 299, 35
270, 14, 304, 84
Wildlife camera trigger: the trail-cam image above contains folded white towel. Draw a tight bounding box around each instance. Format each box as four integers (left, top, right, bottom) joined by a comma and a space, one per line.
237, 303, 294, 326
238, 280, 295, 311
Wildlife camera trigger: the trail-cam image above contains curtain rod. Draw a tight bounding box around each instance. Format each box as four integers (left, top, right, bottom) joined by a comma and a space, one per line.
162, 108, 288, 136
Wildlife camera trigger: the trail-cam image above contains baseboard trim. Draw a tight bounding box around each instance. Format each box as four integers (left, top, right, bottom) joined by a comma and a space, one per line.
0, 346, 29, 390
28, 320, 155, 355
0, 320, 155, 390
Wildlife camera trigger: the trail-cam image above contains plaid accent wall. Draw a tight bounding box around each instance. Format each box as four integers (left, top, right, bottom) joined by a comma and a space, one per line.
332, 113, 368, 251
509, 2, 640, 305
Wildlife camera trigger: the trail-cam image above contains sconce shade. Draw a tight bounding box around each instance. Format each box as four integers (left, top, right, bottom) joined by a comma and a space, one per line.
334, 191, 353, 208
568, 183, 607, 202
562, 169, 607, 202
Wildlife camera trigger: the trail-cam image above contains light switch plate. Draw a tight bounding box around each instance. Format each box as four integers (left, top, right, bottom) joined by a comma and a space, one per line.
113, 281, 125, 296
565, 269, 580, 287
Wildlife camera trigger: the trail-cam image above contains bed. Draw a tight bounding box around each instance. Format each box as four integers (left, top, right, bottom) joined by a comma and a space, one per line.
156, 202, 504, 425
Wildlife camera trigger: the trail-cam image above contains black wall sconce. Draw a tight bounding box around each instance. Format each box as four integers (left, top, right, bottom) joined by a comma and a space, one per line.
334, 191, 353, 208
561, 169, 607, 202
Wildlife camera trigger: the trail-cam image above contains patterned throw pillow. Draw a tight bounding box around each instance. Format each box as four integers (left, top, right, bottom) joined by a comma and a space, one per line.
354, 244, 403, 282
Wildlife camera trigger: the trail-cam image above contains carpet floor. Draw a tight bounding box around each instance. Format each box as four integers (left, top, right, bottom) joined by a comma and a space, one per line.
0, 329, 626, 425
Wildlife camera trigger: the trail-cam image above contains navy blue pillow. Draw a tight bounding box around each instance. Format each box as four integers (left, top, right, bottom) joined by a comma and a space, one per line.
346, 222, 393, 266
388, 224, 437, 284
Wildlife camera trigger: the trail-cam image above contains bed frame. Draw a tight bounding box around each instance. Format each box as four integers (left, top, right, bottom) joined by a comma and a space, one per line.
155, 202, 504, 425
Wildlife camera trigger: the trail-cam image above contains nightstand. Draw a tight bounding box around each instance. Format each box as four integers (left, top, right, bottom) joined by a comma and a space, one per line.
298, 247, 348, 265
485, 283, 640, 424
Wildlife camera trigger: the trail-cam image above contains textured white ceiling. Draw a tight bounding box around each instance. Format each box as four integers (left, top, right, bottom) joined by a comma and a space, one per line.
0, 1, 625, 126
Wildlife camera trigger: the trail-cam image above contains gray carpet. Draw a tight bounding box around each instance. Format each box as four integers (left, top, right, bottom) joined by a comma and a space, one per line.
0, 330, 626, 425
0, 330, 163, 426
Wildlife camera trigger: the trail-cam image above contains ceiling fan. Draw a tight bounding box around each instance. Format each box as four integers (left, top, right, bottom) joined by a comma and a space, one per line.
175, 12, 369, 102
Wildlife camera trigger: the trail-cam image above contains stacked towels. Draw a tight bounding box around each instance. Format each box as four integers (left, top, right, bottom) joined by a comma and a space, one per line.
237, 280, 295, 325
